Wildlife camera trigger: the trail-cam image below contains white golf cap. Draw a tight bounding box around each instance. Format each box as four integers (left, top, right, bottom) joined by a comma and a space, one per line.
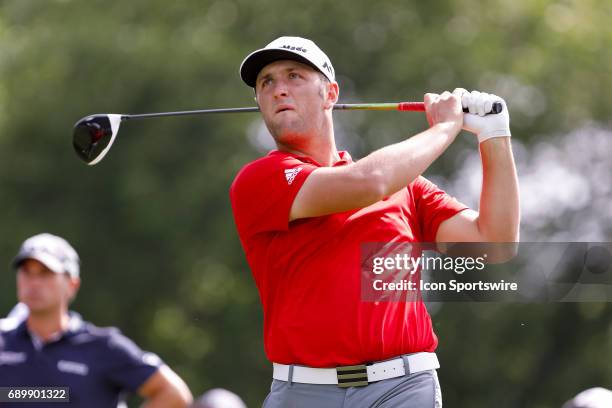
240, 36, 335, 87
12, 233, 80, 278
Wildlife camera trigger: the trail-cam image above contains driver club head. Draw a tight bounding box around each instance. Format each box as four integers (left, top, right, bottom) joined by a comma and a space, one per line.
72, 114, 122, 165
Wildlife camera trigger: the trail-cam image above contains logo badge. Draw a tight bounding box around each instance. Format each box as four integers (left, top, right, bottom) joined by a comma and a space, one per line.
57, 360, 89, 376
0, 351, 27, 365
280, 45, 307, 53
284, 167, 302, 185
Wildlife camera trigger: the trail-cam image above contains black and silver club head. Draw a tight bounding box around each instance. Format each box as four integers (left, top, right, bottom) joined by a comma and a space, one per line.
72, 114, 122, 165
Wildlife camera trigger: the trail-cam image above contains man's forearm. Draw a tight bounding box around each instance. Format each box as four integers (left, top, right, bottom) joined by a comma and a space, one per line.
288, 92, 463, 221
138, 366, 193, 408
356, 122, 459, 197
477, 137, 520, 241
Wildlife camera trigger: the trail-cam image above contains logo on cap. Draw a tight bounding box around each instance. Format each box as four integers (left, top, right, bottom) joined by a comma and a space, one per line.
322, 61, 333, 75
280, 45, 307, 53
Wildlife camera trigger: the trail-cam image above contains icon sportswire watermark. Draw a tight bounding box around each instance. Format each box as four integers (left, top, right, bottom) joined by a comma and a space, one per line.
360, 242, 611, 303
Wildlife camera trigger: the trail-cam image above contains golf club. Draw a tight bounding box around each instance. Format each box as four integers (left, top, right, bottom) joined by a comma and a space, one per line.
73, 101, 502, 166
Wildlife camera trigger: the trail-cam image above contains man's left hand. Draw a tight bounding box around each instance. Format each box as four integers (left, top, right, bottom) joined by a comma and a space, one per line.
454, 88, 511, 143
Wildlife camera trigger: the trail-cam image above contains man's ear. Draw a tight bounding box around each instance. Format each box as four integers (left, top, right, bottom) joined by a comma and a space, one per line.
324, 81, 339, 109
67, 277, 81, 303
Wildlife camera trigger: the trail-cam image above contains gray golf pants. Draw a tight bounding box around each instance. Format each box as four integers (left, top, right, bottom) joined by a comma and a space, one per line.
262, 369, 442, 408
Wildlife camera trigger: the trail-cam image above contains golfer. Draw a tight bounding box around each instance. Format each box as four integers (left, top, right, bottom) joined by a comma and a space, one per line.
0, 233, 193, 408
230, 36, 519, 407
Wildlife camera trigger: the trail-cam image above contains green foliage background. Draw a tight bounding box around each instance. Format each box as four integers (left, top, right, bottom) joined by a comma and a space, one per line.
0, 0, 610, 406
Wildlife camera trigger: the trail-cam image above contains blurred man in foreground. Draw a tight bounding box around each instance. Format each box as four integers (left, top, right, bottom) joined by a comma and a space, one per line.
0, 233, 193, 408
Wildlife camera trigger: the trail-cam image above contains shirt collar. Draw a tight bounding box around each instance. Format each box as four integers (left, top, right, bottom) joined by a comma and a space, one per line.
269, 150, 353, 167
16, 312, 85, 344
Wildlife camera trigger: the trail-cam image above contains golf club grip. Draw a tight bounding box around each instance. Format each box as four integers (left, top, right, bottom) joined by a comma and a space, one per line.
398, 101, 503, 114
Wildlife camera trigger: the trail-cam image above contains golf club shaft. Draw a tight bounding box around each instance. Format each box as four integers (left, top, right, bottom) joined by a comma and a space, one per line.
121, 101, 502, 120
121, 102, 427, 120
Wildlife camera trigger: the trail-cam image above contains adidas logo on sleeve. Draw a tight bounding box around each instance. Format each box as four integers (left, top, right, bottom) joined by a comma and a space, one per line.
284, 167, 302, 185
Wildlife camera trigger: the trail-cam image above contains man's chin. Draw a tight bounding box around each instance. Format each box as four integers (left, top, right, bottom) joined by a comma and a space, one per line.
268, 116, 304, 133
273, 130, 311, 146
270, 124, 308, 139
21, 300, 53, 314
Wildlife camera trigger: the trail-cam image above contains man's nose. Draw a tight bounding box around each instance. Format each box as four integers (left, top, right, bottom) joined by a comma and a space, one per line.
272, 80, 289, 98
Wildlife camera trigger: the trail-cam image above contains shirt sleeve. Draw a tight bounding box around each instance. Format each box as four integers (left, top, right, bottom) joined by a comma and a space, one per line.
412, 176, 469, 242
103, 329, 162, 392
230, 154, 316, 238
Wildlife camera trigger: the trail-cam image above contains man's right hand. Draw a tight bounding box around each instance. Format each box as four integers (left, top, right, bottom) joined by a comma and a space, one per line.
424, 90, 464, 136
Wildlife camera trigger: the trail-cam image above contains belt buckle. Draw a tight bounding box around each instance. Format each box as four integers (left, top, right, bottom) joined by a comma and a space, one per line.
336, 364, 368, 388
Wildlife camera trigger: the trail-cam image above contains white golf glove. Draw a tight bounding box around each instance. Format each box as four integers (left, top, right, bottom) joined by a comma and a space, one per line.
456, 89, 511, 143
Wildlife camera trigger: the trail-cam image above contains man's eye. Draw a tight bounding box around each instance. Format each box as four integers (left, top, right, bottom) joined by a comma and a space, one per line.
289, 72, 299, 79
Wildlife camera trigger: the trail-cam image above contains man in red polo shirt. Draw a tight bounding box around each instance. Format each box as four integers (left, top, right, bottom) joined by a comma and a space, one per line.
230, 36, 519, 407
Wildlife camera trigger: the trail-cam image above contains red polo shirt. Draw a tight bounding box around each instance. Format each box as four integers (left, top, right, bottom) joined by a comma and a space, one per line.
230, 150, 468, 367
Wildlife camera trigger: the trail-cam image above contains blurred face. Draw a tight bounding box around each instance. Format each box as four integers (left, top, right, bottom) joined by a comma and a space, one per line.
255, 60, 337, 148
16, 259, 79, 315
